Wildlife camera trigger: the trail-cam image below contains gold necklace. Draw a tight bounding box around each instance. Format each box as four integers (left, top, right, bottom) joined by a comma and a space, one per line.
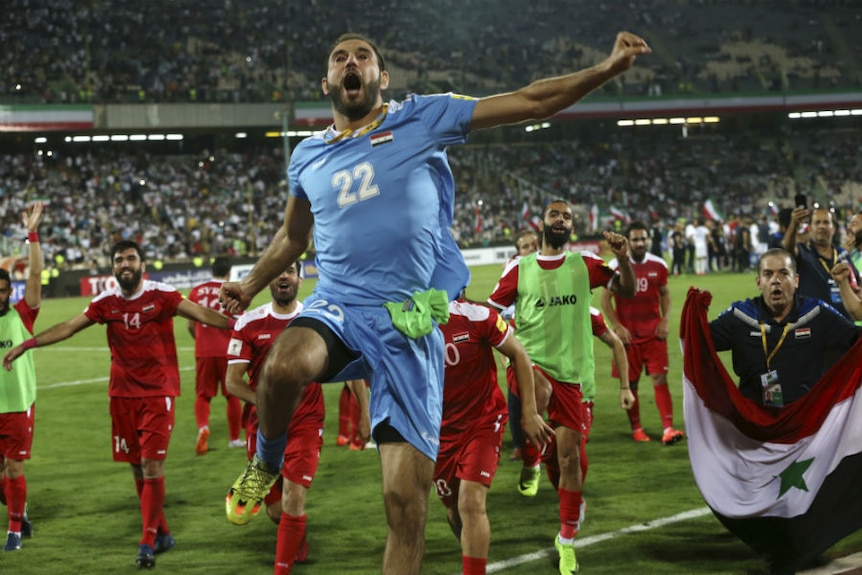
324, 104, 389, 144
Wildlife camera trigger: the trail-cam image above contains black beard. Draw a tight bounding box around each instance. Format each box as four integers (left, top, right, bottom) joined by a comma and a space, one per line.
115, 268, 142, 292
543, 225, 569, 250
854, 229, 862, 247
270, 285, 297, 307
0, 300, 9, 317
329, 76, 381, 121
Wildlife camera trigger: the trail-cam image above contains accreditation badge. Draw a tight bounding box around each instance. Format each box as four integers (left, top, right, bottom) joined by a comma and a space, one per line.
760, 369, 783, 408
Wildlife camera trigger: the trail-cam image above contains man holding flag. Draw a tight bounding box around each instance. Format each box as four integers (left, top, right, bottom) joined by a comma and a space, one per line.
682, 247, 862, 574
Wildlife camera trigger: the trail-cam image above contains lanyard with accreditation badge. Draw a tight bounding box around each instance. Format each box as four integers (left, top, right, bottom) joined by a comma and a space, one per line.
759, 321, 791, 407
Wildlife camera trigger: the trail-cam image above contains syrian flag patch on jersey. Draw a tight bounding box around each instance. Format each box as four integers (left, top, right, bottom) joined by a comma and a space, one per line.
452, 333, 470, 343
370, 131, 394, 147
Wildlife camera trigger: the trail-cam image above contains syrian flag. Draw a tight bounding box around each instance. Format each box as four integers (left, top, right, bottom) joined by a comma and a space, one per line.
703, 198, 724, 221
647, 204, 660, 221
473, 206, 482, 234
521, 201, 530, 223
681, 288, 862, 573
589, 204, 599, 233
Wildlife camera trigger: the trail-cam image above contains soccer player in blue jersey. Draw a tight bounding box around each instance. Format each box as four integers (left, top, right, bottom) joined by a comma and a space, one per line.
221, 31, 650, 574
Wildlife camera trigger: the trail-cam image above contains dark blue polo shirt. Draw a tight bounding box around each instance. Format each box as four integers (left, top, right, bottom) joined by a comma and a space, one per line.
794, 241, 856, 318
709, 294, 859, 405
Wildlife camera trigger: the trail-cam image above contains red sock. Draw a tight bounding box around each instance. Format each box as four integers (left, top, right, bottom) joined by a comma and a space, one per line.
274, 513, 306, 575
521, 441, 542, 467
463, 555, 487, 575
226, 394, 242, 441
654, 383, 675, 429
140, 477, 166, 547
337, 385, 351, 437
627, 385, 642, 431
195, 396, 211, 431
135, 478, 168, 534
558, 488, 583, 539
6, 475, 26, 533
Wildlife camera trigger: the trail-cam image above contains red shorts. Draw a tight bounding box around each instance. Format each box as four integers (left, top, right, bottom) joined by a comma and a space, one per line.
0, 404, 35, 461
110, 396, 175, 463
244, 405, 323, 490
506, 364, 586, 433
195, 356, 229, 398
433, 416, 505, 509
613, 337, 669, 382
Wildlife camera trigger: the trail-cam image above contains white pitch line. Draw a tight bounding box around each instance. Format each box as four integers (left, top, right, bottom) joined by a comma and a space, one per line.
39, 366, 194, 390
483, 507, 712, 574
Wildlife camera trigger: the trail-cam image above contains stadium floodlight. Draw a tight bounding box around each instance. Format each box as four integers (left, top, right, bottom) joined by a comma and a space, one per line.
669, 118, 686, 124
72, 136, 90, 142
617, 120, 635, 127
704, 116, 720, 123
834, 110, 851, 117
130, 135, 147, 141
148, 134, 165, 141
34, 137, 47, 144
817, 111, 834, 117
235, 132, 248, 139
92, 135, 110, 142
111, 135, 129, 141
635, 119, 651, 126
166, 134, 183, 140
652, 118, 669, 125
852, 109, 862, 116
800, 112, 818, 118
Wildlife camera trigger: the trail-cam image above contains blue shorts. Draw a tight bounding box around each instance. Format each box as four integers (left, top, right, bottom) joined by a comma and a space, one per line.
295, 291, 444, 461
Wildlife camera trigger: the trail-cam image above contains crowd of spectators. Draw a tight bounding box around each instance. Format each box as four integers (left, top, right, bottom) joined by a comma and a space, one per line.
0, 124, 858, 271
2, 0, 860, 105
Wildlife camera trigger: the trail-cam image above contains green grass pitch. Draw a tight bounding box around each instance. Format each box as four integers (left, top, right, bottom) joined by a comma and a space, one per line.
5, 265, 862, 574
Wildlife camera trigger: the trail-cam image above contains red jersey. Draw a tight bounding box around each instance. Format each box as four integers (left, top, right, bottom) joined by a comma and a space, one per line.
608, 253, 668, 343
187, 279, 231, 358
439, 300, 509, 437
487, 251, 616, 310
590, 306, 608, 338
84, 280, 184, 398
227, 301, 323, 425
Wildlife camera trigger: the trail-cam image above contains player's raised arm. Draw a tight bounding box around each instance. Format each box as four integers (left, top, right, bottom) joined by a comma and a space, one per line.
3, 313, 94, 370
220, 196, 314, 314
471, 32, 650, 131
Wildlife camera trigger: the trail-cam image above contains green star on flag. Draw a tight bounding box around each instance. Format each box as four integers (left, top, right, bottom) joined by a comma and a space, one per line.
777, 458, 814, 498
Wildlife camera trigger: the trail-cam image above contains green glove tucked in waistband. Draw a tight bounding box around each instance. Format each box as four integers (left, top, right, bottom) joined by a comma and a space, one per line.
384, 288, 450, 339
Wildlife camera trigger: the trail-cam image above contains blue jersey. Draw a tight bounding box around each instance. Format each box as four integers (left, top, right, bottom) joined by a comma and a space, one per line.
289, 93, 477, 306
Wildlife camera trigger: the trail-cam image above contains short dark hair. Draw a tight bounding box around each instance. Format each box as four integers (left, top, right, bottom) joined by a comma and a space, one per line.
543, 199, 570, 217
211, 256, 231, 277
626, 220, 648, 237
110, 240, 143, 262
329, 33, 386, 72
759, 247, 797, 274
0, 268, 10, 286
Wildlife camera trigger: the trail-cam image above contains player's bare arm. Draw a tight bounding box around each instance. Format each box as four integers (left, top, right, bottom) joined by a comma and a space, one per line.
600, 288, 631, 345
23, 201, 44, 309
599, 330, 635, 410
226, 362, 256, 404
470, 32, 649, 131
656, 284, 671, 340
347, 379, 371, 446
499, 334, 554, 447
604, 231, 636, 297
220, 195, 313, 314
3, 313, 94, 370
177, 299, 232, 329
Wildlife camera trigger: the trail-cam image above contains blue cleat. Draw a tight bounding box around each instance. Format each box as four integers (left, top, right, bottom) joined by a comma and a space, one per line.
135, 544, 155, 568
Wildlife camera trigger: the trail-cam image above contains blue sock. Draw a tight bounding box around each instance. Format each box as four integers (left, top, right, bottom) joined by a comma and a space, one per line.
256, 429, 287, 472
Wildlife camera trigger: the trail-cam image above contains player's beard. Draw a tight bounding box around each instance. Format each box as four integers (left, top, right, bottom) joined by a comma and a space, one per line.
115, 268, 142, 292
270, 284, 298, 308
329, 76, 382, 121
0, 299, 9, 317
543, 225, 570, 250
854, 229, 862, 248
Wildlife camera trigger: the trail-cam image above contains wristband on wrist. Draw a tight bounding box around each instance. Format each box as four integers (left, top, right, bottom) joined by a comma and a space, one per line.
22, 338, 38, 351
27, 231, 39, 243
